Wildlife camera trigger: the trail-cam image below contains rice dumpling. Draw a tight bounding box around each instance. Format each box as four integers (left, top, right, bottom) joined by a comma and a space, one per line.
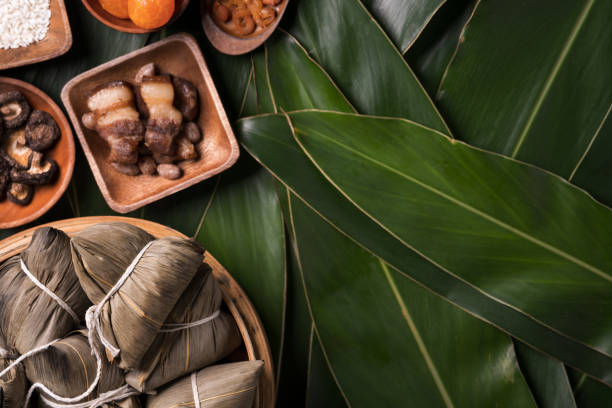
146, 361, 264, 408
126, 264, 242, 391
72, 223, 204, 370
0, 336, 26, 408
25, 330, 140, 408
0, 227, 90, 355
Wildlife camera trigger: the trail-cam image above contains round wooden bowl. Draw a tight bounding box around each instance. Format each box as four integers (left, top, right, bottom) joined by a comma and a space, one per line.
0, 77, 75, 230
0, 216, 275, 407
201, 0, 289, 55
81, 0, 191, 34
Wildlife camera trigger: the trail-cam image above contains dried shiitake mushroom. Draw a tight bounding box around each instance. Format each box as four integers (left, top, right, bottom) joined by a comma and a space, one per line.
10, 152, 58, 185
0, 157, 9, 201
1, 129, 33, 169
172, 76, 199, 122
8, 182, 33, 206
0, 91, 31, 128
25, 110, 60, 151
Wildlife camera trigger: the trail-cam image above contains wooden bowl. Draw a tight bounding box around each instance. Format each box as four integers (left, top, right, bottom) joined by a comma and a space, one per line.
0, 0, 72, 70
0, 216, 275, 407
61, 33, 239, 214
201, 0, 289, 55
0, 77, 75, 230
81, 0, 191, 34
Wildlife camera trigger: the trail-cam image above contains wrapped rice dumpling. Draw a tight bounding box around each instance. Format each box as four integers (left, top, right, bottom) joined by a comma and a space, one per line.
25, 331, 140, 408
71, 223, 204, 370
70, 223, 154, 304
146, 361, 264, 408
126, 264, 242, 391
0, 228, 90, 354
0, 337, 27, 408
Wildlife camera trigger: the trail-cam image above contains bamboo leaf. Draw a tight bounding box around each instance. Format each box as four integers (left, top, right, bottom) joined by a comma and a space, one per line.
514, 342, 577, 408
289, 194, 537, 407
568, 369, 612, 408
360, 0, 446, 53
288, 0, 450, 133
437, 0, 612, 200
282, 110, 612, 383
405, 0, 477, 95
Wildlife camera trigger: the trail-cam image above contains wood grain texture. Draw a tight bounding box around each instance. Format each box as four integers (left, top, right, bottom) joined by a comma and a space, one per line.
61, 33, 240, 214
0, 216, 275, 408
201, 0, 289, 55
0, 77, 75, 230
80, 0, 191, 34
0, 0, 72, 70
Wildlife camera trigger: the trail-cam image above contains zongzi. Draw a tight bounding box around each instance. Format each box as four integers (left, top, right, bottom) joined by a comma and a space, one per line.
146, 361, 264, 408
0, 336, 26, 408
72, 223, 204, 370
126, 264, 242, 391
0, 227, 90, 355
25, 330, 140, 408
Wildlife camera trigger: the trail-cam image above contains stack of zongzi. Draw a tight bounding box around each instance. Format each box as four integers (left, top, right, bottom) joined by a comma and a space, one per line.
147, 361, 264, 408
0, 222, 260, 408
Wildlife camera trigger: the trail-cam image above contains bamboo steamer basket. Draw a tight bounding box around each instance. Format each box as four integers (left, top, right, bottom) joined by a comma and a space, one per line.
0, 216, 275, 408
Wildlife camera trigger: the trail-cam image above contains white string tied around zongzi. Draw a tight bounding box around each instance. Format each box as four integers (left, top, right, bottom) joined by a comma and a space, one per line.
91, 241, 154, 358
19, 258, 80, 324
0, 338, 61, 379
159, 309, 221, 333
40, 384, 141, 408
191, 372, 201, 408
22, 241, 154, 407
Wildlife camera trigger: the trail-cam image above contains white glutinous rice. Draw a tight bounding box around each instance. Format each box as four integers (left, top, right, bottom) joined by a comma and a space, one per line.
0, 0, 51, 50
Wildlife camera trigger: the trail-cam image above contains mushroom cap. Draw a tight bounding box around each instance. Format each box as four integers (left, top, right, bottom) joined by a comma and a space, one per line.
0, 91, 31, 129
8, 182, 33, 205
10, 152, 58, 185
25, 110, 61, 152
1, 128, 33, 169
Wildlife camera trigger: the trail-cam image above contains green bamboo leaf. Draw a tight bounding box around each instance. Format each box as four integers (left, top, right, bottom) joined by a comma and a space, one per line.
194, 158, 286, 368
238, 112, 612, 385
289, 194, 537, 407
437, 0, 612, 198
568, 369, 612, 408
405, 0, 477, 95
514, 342, 577, 408
283, 110, 612, 383
360, 0, 446, 53
288, 0, 450, 133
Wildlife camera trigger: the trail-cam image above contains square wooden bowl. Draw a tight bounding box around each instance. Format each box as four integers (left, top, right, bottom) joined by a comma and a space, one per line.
0, 0, 72, 70
61, 33, 239, 214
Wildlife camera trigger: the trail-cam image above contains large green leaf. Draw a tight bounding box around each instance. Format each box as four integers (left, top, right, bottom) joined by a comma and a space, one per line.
568, 369, 612, 408
288, 0, 450, 133
405, 0, 477, 95
285, 110, 612, 382
289, 195, 536, 407
437, 0, 612, 200
514, 342, 577, 408
238, 112, 612, 384
360, 0, 446, 53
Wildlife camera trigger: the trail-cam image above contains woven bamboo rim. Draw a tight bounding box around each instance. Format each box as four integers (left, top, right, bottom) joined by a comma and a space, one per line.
0, 216, 275, 407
